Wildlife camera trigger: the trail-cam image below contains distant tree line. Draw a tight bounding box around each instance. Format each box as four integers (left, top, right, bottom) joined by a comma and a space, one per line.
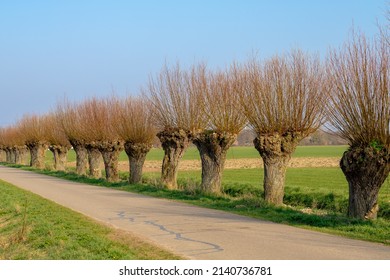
0, 23, 388, 220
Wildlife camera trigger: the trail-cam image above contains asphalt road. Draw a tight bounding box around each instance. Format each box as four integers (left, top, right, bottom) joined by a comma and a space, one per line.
0, 165, 389, 260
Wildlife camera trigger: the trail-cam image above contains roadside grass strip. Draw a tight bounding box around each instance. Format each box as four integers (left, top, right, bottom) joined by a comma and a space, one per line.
0, 179, 182, 260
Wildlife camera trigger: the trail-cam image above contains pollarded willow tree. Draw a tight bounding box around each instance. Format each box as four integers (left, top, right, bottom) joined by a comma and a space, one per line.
116, 96, 157, 184
57, 101, 89, 176
8, 125, 29, 165
0, 127, 17, 163
45, 113, 71, 171
327, 32, 389, 220
79, 97, 124, 182
76, 100, 104, 179
17, 114, 49, 169
192, 66, 247, 194
241, 50, 327, 205
0, 128, 6, 162
146, 63, 208, 189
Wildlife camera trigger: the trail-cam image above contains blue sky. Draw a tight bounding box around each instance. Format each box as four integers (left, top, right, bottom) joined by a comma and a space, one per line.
0, 0, 388, 126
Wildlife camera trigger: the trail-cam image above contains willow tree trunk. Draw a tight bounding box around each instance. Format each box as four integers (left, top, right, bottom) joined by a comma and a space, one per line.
69, 140, 88, 176
193, 131, 237, 194
157, 129, 191, 190
340, 146, 390, 220
99, 141, 123, 183
49, 145, 69, 171
87, 145, 102, 179
254, 132, 302, 205
8, 148, 16, 164
14, 146, 29, 165
7, 148, 16, 164
124, 142, 151, 184
5, 148, 13, 163
0, 150, 6, 162
27, 142, 48, 169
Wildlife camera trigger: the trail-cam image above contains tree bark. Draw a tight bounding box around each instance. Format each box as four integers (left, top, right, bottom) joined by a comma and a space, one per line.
98, 141, 123, 183
27, 142, 48, 169
14, 146, 29, 165
254, 132, 302, 205
86, 144, 102, 179
193, 131, 237, 194
340, 145, 390, 220
49, 145, 69, 171
69, 140, 88, 176
6, 148, 16, 164
124, 142, 151, 184
157, 129, 191, 190
4, 148, 13, 163
0, 149, 6, 162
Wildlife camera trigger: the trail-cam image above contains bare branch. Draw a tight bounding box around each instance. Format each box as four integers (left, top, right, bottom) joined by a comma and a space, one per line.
241, 50, 327, 137
326, 31, 389, 147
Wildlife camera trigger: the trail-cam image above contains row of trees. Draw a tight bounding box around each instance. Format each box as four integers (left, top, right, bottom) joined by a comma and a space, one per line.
0, 30, 388, 220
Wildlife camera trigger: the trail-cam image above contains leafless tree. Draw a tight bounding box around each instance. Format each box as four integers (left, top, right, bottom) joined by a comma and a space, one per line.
0, 129, 5, 162
45, 113, 71, 171
192, 65, 247, 194
57, 100, 89, 175
0, 127, 21, 163
10, 125, 29, 165
146, 63, 208, 189
17, 114, 49, 169
241, 50, 327, 205
78, 97, 124, 182
326, 31, 389, 219
0, 127, 11, 163
115, 96, 157, 183
71, 100, 103, 179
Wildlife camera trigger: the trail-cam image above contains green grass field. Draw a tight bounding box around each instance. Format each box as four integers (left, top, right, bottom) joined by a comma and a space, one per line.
144, 167, 390, 217
144, 145, 347, 160
51, 145, 347, 163
0, 180, 180, 260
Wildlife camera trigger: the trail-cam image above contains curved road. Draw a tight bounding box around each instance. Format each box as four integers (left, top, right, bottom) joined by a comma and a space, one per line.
0, 166, 389, 259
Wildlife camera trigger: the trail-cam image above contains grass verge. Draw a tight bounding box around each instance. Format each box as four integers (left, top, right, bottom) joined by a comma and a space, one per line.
0, 179, 182, 260
3, 163, 389, 246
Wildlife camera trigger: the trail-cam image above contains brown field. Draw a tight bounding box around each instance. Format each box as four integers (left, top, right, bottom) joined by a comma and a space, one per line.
66, 157, 339, 173
116, 157, 339, 172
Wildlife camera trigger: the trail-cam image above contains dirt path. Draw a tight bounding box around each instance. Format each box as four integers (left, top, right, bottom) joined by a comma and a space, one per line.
0, 165, 389, 260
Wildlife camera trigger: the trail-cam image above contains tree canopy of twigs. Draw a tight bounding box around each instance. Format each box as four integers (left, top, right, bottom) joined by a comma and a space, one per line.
242, 50, 326, 137
147, 62, 208, 132
116, 97, 156, 144
327, 32, 389, 148
45, 113, 71, 148
78, 97, 120, 144
203, 66, 247, 134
